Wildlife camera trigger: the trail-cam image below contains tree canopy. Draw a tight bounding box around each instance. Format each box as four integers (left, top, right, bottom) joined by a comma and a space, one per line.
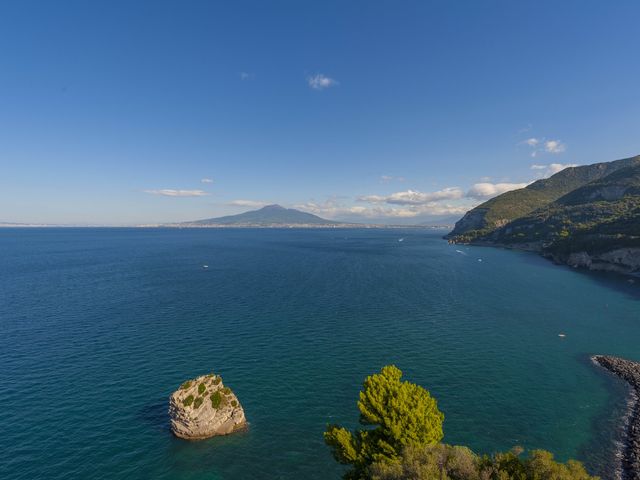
369, 444, 598, 480
324, 365, 444, 479
326, 365, 599, 480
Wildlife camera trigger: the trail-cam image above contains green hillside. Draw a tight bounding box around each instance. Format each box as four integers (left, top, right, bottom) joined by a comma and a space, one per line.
447, 155, 640, 242
448, 159, 640, 273
488, 163, 640, 253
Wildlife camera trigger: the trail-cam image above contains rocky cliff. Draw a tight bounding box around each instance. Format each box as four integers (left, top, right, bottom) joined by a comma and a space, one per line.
169, 373, 246, 440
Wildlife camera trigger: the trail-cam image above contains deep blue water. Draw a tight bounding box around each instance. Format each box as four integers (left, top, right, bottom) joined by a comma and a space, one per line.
1, 228, 639, 479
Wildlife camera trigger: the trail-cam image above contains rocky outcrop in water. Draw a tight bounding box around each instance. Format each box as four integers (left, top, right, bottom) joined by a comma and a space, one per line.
169, 373, 246, 440
592, 355, 640, 480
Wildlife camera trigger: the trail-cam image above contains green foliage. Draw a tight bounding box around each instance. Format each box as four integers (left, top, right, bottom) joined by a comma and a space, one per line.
198, 383, 206, 395
182, 395, 194, 407
324, 365, 444, 479
329, 368, 598, 480
369, 444, 599, 480
222, 387, 231, 395
213, 377, 222, 386
180, 381, 192, 390
369, 444, 478, 480
231, 400, 238, 407
210, 391, 222, 408
193, 396, 203, 409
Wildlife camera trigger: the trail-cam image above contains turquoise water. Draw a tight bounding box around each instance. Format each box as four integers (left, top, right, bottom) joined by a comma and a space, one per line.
1, 228, 639, 479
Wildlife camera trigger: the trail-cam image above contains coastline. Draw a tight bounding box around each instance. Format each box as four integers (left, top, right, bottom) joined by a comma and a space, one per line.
447, 238, 640, 278
592, 355, 640, 480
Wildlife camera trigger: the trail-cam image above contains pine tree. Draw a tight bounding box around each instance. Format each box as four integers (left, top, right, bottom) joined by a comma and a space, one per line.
324, 365, 444, 479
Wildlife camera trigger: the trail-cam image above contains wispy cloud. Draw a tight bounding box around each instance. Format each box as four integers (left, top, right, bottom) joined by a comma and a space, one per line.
380, 175, 405, 183
530, 162, 578, 178
466, 182, 529, 200
358, 188, 464, 205
144, 189, 209, 197
201, 178, 213, 184
307, 73, 338, 90
544, 140, 566, 154
239, 72, 254, 81
228, 199, 267, 208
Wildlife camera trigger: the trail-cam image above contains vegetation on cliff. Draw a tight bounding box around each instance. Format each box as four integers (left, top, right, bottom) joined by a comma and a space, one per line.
169, 373, 246, 440
326, 366, 598, 480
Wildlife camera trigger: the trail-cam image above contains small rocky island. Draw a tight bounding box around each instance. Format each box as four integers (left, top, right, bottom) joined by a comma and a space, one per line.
592, 355, 640, 480
169, 373, 246, 440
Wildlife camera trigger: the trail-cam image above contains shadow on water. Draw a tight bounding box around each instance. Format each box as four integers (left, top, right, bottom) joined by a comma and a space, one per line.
578, 353, 631, 480
515, 249, 640, 301
574, 269, 640, 301
139, 398, 172, 435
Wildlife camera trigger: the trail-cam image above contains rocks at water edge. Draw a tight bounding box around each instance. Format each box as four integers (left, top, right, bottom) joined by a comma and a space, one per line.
592, 355, 640, 480
169, 373, 246, 440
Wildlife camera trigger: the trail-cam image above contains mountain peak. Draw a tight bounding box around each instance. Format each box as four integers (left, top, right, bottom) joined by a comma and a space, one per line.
261, 204, 286, 211
187, 204, 344, 226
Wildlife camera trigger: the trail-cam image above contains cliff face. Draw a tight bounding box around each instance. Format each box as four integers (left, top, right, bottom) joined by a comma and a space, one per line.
169, 373, 246, 440
548, 248, 640, 275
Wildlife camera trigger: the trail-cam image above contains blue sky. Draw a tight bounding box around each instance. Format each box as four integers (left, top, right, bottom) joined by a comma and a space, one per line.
1, 0, 639, 225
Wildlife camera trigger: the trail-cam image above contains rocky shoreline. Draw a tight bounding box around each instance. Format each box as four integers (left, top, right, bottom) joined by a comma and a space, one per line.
546, 248, 640, 276
592, 355, 640, 480
447, 238, 640, 277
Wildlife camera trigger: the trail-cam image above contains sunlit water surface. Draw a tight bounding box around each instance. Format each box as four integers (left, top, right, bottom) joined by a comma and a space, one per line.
1, 228, 639, 479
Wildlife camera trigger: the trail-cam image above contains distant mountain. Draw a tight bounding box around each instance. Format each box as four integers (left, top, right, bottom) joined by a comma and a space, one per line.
187, 204, 343, 226
447, 155, 640, 275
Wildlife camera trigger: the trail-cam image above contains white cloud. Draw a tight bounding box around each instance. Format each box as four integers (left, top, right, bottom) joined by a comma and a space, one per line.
544, 140, 566, 154
201, 178, 213, 184
307, 74, 338, 90
466, 182, 529, 200
530, 163, 578, 178
240, 72, 254, 80
143, 189, 209, 197
228, 199, 267, 208
380, 175, 405, 183
358, 188, 464, 205
520, 136, 567, 156
296, 200, 467, 220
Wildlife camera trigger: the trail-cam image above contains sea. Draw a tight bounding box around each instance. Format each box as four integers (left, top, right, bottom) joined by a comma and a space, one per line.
1, 227, 639, 479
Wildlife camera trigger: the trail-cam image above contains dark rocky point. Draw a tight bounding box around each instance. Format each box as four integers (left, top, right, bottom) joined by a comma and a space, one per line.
592, 355, 640, 480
